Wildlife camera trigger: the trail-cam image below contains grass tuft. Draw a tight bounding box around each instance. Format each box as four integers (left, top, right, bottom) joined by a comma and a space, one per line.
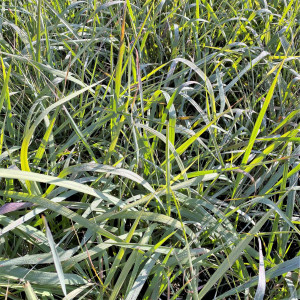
0, 0, 299, 299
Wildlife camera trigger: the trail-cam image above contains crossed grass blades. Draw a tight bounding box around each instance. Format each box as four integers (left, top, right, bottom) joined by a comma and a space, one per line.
0, 0, 299, 299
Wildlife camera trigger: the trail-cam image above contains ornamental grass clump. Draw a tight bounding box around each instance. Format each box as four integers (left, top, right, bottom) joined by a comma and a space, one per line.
0, 0, 299, 299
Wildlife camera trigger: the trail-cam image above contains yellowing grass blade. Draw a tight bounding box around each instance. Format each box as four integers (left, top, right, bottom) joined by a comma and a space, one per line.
233, 59, 285, 196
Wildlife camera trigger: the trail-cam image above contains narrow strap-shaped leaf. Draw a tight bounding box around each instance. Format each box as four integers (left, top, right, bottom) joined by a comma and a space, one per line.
42, 215, 67, 296
233, 59, 285, 196
254, 237, 266, 300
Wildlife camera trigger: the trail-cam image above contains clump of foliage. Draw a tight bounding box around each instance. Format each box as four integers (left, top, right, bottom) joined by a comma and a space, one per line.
0, 0, 299, 299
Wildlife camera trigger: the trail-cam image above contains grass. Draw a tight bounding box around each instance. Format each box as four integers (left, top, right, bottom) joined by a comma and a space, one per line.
0, 0, 299, 299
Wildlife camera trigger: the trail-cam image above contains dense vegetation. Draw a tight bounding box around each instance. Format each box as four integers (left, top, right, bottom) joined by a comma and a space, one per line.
0, 0, 299, 299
